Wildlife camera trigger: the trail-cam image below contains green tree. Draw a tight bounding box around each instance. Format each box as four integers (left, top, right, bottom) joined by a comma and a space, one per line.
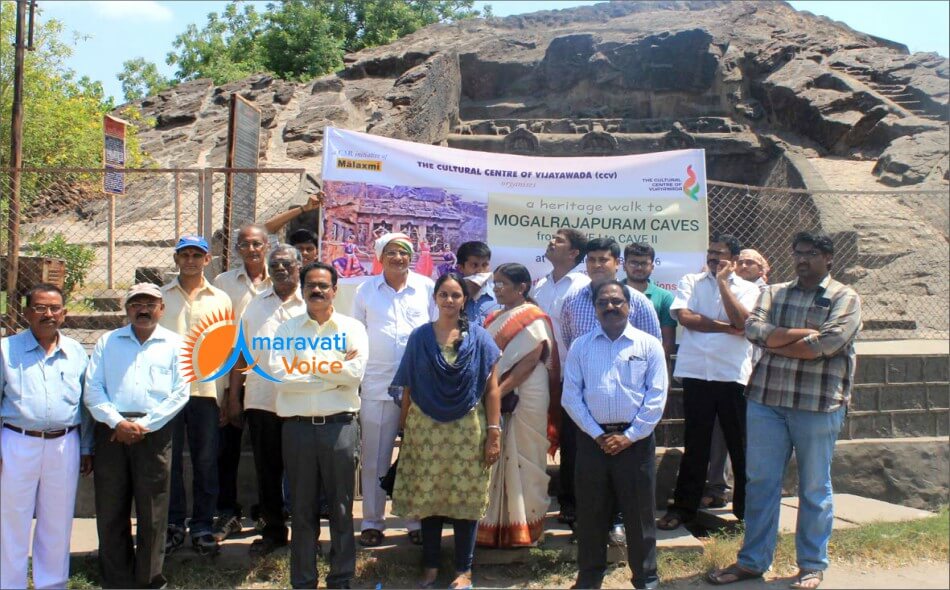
165, 0, 480, 84
258, 1, 344, 80
118, 57, 172, 102
0, 1, 145, 196
166, 1, 266, 84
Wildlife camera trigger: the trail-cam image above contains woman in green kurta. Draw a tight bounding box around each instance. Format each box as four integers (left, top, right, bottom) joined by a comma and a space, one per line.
391, 271, 502, 590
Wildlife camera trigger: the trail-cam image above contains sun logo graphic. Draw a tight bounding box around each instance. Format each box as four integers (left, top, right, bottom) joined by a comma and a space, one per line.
682, 165, 701, 201
180, 310, 280, 384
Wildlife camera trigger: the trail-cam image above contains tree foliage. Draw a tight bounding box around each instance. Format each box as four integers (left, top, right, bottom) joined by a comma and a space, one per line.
118, 57, 172, 102
159, 0, 481, 85
0, 1, 145, 200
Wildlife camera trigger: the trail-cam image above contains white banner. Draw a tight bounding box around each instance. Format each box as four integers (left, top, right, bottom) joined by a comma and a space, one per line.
320, 127, 708, 293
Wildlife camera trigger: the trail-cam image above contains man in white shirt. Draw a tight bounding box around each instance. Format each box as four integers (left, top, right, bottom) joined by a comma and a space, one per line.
530, 228, 589, 525
212, 223, 272, 542
228, 245, 305, 555
702, 249, 771, 509
658, 234, 761, 531
270, 261, 368, 590
352, 232, 437, 547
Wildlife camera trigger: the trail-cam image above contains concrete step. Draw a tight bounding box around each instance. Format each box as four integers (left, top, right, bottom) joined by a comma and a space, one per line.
60, 510, 702, 567
694, 494, 936, 532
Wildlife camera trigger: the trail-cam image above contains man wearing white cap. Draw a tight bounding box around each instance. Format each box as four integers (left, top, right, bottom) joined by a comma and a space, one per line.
84, 283, 189, 588
352, 232, 437, 547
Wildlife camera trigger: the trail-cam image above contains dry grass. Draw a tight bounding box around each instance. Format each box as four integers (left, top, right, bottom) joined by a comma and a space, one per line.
66, 508, 948, 589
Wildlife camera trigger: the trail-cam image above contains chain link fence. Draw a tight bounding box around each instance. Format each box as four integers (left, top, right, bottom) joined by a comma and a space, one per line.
708, 180, 949, 340
1, 167, 308, 346
2, 169, 947, 345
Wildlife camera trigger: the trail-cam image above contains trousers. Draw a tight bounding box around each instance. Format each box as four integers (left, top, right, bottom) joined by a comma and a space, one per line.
0, 427, 80, 590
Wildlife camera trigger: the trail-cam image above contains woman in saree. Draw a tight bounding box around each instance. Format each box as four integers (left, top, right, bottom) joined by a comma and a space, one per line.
391, 271, 502, 590
476, 263, 561, 548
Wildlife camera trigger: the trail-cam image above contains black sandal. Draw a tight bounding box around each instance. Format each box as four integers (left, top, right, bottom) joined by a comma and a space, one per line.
706, 563, 763, 585
790, 569, 823, 589
359, 528, 385, 547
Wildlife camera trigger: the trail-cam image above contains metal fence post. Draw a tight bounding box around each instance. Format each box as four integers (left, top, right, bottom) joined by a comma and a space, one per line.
174, 171, 181, 240
107, 192, 115, 289
202, 167, 214, 241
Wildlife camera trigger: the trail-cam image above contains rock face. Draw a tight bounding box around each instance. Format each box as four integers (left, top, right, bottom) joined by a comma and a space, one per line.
115, 0, 947, 184
95, 1, 950, 338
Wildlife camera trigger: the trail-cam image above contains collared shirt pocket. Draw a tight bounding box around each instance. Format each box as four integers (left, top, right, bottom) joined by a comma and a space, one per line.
148, 365, 173, 397
621, 357, 648, 388
805, 304, 830, 330
60, 368, 83, 404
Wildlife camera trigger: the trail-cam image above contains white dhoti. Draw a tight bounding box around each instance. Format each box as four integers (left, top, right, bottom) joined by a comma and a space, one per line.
0, 427, 80, 590
359, 399, 419, 532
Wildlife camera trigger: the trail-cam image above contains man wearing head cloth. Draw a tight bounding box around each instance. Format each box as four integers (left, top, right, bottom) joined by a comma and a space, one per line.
84, 283, 189, 588
351, 232, 437, 547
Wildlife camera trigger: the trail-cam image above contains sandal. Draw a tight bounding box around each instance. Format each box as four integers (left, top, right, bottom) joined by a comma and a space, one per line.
701, 494, 729, 509
408, 529, 424, 545
790, 569, 823, 589
359, 528, 385, 547
656, 511, 686, 531
706, 563, 763, 585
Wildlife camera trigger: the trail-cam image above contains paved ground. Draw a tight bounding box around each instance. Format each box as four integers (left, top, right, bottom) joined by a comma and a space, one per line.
55, 494, 943, 588
655, 562, 950, 590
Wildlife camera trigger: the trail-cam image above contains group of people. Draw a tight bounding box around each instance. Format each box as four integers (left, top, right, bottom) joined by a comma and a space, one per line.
0, 195, 861, 590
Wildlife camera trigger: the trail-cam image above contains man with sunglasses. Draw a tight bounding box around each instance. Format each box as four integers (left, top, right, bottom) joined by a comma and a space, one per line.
0, 284, 94, 589
160, 235, 233, 555
562, 280, 667, 590
212, 224, 272, 542
228, 245, 305, 555
84, 283, 189, 588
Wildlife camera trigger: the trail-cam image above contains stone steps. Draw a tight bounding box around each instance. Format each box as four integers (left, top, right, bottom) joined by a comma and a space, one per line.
58, 494, 936, 567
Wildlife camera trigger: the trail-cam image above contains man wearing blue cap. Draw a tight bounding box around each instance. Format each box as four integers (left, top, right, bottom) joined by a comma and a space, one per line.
160, 235, 233, 555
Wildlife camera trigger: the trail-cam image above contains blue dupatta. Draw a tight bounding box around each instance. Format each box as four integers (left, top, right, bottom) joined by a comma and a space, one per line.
391, 323, 500, 422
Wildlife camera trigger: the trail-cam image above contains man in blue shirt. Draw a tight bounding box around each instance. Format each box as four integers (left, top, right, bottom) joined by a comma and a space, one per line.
85, 283, 189, 589
560, 236, 662, 545
1, 283, 93, 590
562, 280, 667, 590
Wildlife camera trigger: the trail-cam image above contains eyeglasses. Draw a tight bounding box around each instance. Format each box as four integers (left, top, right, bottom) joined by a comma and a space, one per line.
303, 281, 334, 291
594, 298, 627, 309
238, 241, 267, 250
29, 305, 64, 315
127, 302, 161, 311
268, 260, 297, 269
791, 249, 822, 260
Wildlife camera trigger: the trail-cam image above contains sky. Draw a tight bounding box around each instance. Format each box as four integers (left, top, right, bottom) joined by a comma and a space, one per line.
33, 0, 950, 104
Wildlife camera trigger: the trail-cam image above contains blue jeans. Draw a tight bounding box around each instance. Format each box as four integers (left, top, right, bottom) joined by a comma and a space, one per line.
169, 397, 220, 536
738, 399, 845, 573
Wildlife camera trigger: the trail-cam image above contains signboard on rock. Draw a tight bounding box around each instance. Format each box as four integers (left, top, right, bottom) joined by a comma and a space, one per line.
224, 94, 262, 268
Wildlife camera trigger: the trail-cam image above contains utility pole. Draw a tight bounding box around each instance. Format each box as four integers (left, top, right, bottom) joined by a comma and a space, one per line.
4, 0, 34, 333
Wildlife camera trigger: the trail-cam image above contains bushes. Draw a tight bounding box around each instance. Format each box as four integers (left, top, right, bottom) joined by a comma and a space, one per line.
25, 232, 96, 299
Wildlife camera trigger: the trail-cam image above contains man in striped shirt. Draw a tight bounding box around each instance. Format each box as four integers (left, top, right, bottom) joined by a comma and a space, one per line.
708, 232, 861, 589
